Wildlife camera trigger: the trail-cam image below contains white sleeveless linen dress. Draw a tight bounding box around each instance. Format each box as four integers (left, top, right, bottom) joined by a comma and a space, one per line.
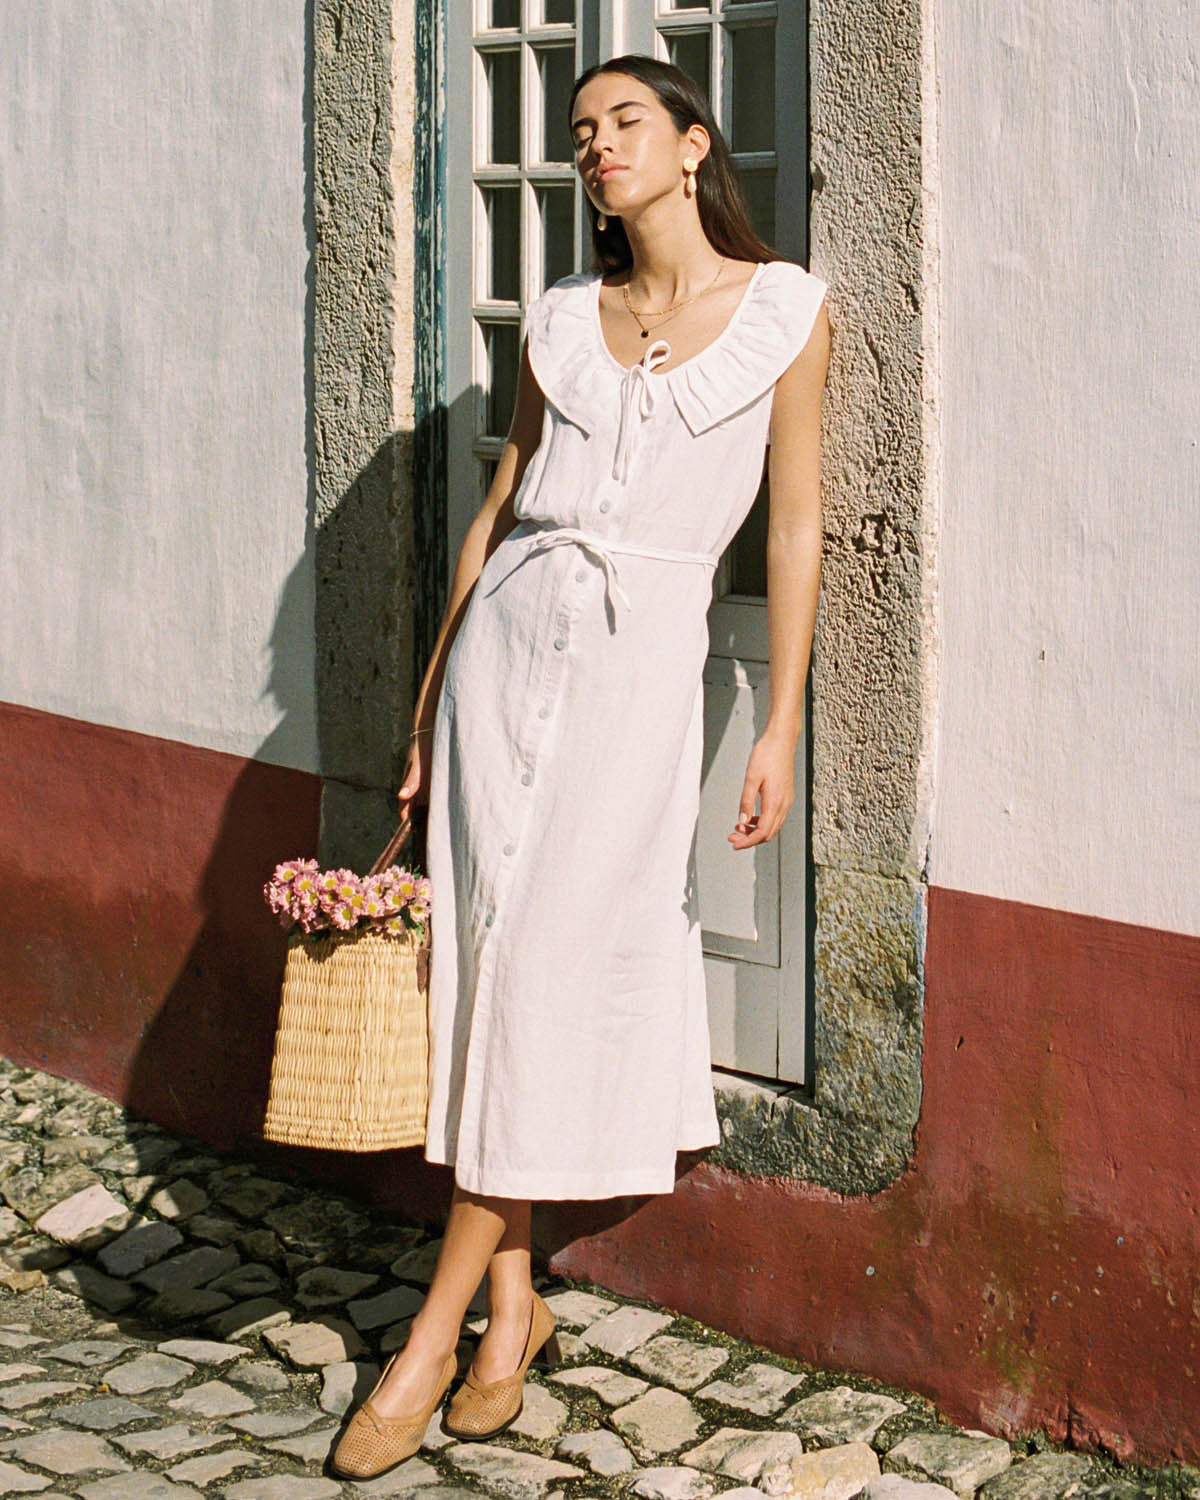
422, 258, 828, 1199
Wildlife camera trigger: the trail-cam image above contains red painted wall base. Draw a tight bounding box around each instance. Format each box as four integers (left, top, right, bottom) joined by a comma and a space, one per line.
2, 700, 1196, 1465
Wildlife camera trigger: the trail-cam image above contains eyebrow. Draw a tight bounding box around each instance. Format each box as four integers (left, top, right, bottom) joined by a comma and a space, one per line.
569, 101, 647, 132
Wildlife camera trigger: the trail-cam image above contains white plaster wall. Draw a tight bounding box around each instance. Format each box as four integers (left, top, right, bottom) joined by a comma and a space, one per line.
931, 0, 1200, 937
0, 3, 316, 771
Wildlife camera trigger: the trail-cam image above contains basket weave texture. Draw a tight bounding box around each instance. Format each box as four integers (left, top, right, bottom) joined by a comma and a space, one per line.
262, 923, 430, 1151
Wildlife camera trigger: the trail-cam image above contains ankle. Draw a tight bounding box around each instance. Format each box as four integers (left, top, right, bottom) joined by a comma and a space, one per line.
486, 1285, 534, 1325
400, 1320, 459, 1365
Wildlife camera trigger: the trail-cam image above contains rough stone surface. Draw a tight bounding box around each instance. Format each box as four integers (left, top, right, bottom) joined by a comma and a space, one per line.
556, 1426, 637, 1475
627, 1334, 731, 1391
0, 1425, 132, 1475
0, 1380, 84, 1410
696, 1360, 807, 1414
204, 1297, 291, 1339
862, 1479, 961, 1500
262, 1315, 366, 1366
42, 1339, 135, 1369
609, 1386, 706, 1459
294, 1265, 380, 1306
95, 1219, 185, 1277
165, 1446, 266, 1483
884, 1432, 1014, 1498
318, 1358, 380, 1415
263, 1424, 341, 1463
629, 1467, 719, 1500
54, 1395, 157, 1430
147, 1180, 210, 1221
508, 1381, 570, 1440
105, 1352, 194, 1395
547, 1364, 651, 1406
166, 1378, 256, 1418
781, 1386, 909, 1446
227, 1405, 326, 1438
443, 1440, 586, 1499
0, 1057, 1165, 1500
50, 1263, 138, 1312
576, 1304, 675, 1357
155, 1337, 245, 1366
32, 1186, 129, 1246
347, 1284, 426, 1330
75, 1476, 201, 1500
780, 1439, 882, 1500
541, 1288, 620, 1327
976, 1452, 1099, 1500
681, 1426, 806, 1484
135, 1244, 239, 1293
222, 1477, 342, 1498
110, 1425, 227, 1460
0, 1457, 56, 1492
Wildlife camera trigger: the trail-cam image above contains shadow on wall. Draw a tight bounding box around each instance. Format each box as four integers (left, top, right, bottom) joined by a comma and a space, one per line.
123, 0, 437, 1179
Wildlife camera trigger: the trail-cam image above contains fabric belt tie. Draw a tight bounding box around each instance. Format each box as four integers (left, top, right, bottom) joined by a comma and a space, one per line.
519, 522, 718, 621
612, 339, 672, 484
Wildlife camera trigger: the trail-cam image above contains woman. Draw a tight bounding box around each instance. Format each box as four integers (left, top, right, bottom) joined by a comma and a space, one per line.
330, 53, 830, 1483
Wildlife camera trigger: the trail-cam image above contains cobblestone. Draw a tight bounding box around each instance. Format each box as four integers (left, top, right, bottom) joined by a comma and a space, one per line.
0, 1057, 1191, 1500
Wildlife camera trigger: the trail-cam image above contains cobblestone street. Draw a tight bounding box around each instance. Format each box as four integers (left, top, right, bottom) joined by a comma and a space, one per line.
0, 1056, 1193, 1499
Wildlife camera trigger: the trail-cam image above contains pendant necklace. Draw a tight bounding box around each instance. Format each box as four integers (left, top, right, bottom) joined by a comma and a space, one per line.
621, 257, 727, 337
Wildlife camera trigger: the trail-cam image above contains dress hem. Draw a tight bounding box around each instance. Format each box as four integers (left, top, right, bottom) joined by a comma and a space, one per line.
422, 1137, 720, 1201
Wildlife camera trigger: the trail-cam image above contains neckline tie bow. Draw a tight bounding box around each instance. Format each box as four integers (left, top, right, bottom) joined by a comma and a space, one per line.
612, 339, 672, 484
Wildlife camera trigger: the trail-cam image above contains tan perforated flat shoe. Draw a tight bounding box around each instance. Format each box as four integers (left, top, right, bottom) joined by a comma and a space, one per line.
329, 1347, 458, 1480
443, 1288, 561, 1440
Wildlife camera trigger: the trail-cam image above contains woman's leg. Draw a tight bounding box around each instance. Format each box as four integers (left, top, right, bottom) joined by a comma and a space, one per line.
366, 1183, 531, 1420
469, 1194, 535, 1383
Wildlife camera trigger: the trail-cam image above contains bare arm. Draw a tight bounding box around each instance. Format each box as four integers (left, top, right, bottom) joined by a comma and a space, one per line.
397, 336, 547, 811
729, 299, 831, 849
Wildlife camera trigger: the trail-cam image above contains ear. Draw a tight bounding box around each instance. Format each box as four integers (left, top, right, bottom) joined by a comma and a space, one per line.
685, 123, 712, 166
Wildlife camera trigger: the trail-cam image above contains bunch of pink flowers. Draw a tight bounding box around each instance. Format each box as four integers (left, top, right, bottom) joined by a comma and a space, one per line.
263, 857, 431, 939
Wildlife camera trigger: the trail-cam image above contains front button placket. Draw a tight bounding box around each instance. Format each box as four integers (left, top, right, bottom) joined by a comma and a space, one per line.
455, 587, 573, 1159
452, 336, 695, 1162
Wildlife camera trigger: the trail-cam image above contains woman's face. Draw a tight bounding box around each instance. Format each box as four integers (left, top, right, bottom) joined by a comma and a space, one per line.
570, 74, 701, 221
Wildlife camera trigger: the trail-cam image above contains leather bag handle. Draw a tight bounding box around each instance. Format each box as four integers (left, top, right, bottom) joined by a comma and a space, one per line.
366, 803, 428, 877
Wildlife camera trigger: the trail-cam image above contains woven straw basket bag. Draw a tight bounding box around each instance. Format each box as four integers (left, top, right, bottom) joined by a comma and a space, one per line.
261, 810, 431, 1152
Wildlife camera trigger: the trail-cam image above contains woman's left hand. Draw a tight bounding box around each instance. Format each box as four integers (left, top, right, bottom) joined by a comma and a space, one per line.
728, 729, 796, 848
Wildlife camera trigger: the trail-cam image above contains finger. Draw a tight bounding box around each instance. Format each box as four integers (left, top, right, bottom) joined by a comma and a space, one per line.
734, 784, 760, 832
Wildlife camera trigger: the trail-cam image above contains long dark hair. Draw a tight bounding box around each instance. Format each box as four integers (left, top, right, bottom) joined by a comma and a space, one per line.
567, 54, 780, 275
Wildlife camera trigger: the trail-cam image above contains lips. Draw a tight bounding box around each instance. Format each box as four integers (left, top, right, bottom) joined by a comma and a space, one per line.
597, 165, 626, 181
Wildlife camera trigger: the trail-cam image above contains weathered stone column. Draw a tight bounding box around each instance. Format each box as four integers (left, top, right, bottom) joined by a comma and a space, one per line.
311, 0, 423, 870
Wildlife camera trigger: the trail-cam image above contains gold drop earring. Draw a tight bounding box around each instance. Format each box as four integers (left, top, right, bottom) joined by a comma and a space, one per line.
597, 212, 608, 230
682, 155, 698, 198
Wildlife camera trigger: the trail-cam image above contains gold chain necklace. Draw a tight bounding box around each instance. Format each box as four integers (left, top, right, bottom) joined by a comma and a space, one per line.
620, 257, 727, 339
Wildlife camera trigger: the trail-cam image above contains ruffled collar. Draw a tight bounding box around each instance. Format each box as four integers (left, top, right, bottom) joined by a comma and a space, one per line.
525, 259, 827, 437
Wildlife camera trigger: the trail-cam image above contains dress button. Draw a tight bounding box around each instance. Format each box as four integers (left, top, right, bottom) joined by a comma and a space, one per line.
537, 705, 550, 718
484, 911, 494, 927
599, 500, 611, 513
575, 569, 585, 582
554, 636, 567, 650
521, 769, 533, 785
503, 842, 515, 855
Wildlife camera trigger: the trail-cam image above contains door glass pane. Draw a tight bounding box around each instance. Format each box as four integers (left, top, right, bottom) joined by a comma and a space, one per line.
486, 50, 521, 165
665, 31, 711, 96
537, 44, 576, 163
538, 185, 575, 287
485, 322, 521, 437
542, 0, 575, 22
664, 0, 713, 10
739, 167, 776, 248
488, 0, 520, 28
729, 25, 774, 153
485, 186, 521, 301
